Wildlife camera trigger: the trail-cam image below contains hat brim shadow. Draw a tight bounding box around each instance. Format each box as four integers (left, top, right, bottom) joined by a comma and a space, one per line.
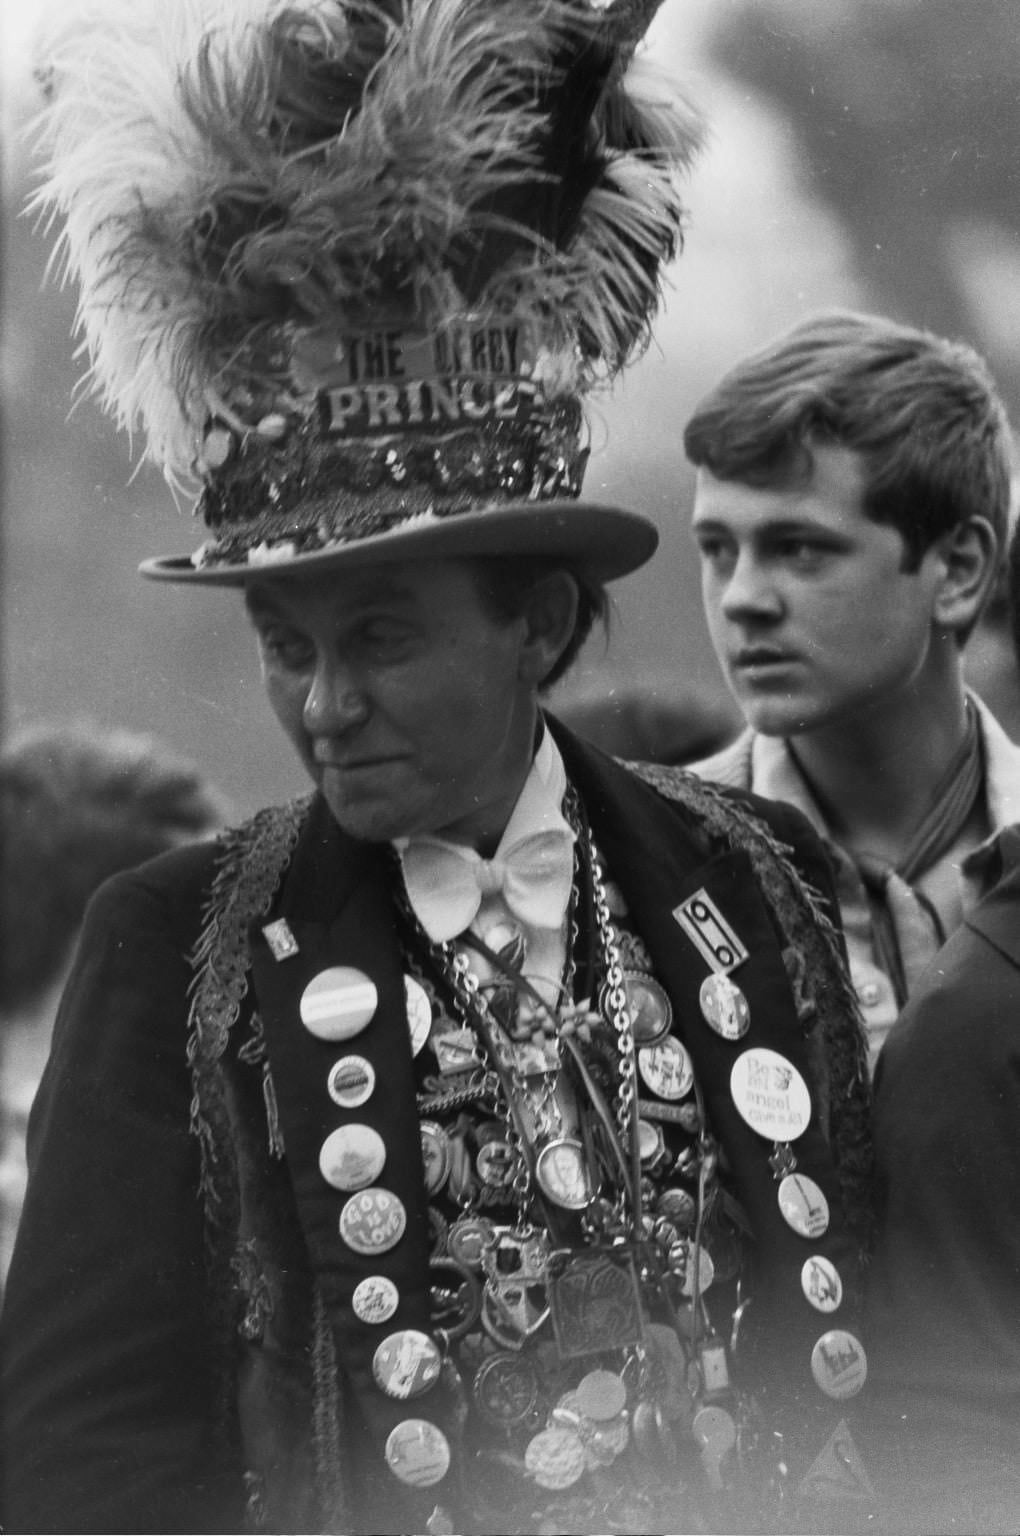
139, 500, 658, 587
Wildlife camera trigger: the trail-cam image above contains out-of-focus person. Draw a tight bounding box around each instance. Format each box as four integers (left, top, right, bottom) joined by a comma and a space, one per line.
859, 514, 1020, 1532
0, 722, 229, 1282
556, 677, 739, 766
685, 310, 1020, 1070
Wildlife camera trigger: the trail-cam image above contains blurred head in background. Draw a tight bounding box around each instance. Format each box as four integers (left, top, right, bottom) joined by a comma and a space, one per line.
0, 721, 230, 1279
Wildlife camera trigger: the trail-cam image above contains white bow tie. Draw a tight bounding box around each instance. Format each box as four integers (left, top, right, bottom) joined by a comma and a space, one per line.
398, 828, 576, 944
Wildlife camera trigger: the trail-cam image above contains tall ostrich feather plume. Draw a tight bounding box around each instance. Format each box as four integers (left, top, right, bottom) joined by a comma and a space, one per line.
32, 0, 703, 488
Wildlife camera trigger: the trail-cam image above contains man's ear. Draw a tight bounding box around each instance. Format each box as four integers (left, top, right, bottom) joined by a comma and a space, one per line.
932, 515, 1000, 635
518, 571, 580, 685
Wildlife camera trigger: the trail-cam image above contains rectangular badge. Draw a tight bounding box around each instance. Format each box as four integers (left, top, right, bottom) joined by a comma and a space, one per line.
672, 887, 748, 975
261, 918, 299, 961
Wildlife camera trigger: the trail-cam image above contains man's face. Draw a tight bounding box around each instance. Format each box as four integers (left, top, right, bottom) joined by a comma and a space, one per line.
248, 558, 538, 846
691, 444, 948, 738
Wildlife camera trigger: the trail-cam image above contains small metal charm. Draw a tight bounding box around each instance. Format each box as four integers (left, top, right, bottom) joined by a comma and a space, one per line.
547, 1245, 644, 1358
261, 918, 299, 961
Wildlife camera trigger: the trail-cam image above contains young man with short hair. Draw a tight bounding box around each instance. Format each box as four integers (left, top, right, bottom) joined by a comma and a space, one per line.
686, 310, 1020, 1067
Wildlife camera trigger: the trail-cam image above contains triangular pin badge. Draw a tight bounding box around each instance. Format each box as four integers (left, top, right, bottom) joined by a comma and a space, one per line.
798, 1419, 875, 1502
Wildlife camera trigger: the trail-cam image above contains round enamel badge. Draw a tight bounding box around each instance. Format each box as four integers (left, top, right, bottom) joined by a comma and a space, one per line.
300, 967, 378, 1041
730, 1048, 811, 1141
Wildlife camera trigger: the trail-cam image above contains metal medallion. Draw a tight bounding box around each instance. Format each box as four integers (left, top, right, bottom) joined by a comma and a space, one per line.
524, 1426, 586, 1490
429, 1256, 482, 1341
338, 1187, 407, 1255
534, 1136, 595, 1209
373, 1328, 443, 1400
385, 1419, 450, 1487
547, 1245, 645, 1358
778, 1173, 830, 1238
447, 1214, 496, 1271
638, 1036, 694, 1101
420, 1121, 451, 1195
405, 975, 433, 1056
299, 966, 378, 1041
802, 1254, 843, 1314
656, 1186, 697, 1228
811, 1329, 868, 1400
432, 1027, 478, 1076
352, 1273, 400, 1325
730, 1048, 812, 1142
669, 1238, 715, 1298
319, 1123, 386, 1192
637, 1118, 667, 1169
473, 1350, 540, 1428
699, 972, 750, 1040
620, 971, 673, 1046
327, 1054, 376, 1109
476, 1138, 517, 1191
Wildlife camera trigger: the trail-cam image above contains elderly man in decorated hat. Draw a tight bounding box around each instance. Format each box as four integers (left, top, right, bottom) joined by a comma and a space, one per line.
1, 3, 873, 1533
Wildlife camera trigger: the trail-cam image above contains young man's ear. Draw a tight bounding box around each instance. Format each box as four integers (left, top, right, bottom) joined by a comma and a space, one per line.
932, 515, 1000, 636
518, 571, 580, 685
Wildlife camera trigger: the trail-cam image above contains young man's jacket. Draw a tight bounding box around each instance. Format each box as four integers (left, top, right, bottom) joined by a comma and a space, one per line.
0, 720, 873, 1535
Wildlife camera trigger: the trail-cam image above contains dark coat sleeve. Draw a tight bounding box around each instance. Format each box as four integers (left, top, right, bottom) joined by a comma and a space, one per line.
0, 848, 246, 1535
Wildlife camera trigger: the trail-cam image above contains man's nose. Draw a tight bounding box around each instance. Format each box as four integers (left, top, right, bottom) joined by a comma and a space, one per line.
719, 551, 782, 622
302, 661, 369, 734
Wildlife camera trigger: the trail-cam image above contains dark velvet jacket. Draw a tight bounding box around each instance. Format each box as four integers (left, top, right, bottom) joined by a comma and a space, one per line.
0, 723, 871, 1534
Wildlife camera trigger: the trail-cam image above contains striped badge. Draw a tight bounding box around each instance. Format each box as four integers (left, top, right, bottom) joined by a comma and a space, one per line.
672, 888, 748, 974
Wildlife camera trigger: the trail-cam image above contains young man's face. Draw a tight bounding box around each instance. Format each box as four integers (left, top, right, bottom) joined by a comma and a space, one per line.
691, 444, 949, 739
247, 558, 541, 847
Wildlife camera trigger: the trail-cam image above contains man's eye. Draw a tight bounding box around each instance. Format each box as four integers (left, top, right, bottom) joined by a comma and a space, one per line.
260, 630, 314, 667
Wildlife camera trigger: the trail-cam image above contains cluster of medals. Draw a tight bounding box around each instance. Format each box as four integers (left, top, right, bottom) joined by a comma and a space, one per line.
292, 809, 867, 1533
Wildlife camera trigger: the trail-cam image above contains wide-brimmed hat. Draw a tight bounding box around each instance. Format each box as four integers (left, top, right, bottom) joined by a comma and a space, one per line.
34, 0, 702, 586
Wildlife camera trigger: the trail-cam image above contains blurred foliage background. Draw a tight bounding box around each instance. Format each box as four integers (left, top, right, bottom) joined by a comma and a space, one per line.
4, 0, 1020, 813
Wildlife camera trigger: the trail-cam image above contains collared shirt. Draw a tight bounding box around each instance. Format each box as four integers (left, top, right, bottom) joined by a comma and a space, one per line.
690, 694, 1020, 1068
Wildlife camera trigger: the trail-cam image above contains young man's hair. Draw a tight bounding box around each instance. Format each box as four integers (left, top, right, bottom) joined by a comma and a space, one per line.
0, 723, 230, 1014
684, 310, 1014, 573
471, 556, 610, 690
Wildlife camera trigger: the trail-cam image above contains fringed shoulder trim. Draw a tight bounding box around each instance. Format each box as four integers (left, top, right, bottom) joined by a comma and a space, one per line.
624, 760, 874, 1256
186, 795, 312, 1228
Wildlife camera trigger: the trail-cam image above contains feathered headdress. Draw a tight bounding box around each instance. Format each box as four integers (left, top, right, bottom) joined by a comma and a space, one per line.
33, 0, 703, 582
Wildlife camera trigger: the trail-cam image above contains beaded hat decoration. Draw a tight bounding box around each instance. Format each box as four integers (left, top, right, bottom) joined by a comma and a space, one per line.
33, 0, 702, 584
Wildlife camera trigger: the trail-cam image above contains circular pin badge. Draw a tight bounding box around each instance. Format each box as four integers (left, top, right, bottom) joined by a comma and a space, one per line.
525, 1425, 587, 1490
811, 1329, 868, 1400
473, 1350, 540, 1428
535, 1137, 595, 1209
339, 1188, 407, 1255
327, 1054, 376, 1109
373, 1328, 443, 1400
300, 967, 378, 1041
778, 1172, 830, 1238
730, 1048, 812, 1142
699, 973, 750, 1040
352, 1274, 400, 1325
692, 1403, 737, 1454
575, 1368, 627, 1422
638, 1037, 694, 1101
385, 1419, 450, 1487
447, 1214, 496, 1270
621, 972, 673, 1047
404, 975, 433, 1056
319, 1124, 386, 1192
420, 1121, 451, 1195
801, 1255, 844, 1314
